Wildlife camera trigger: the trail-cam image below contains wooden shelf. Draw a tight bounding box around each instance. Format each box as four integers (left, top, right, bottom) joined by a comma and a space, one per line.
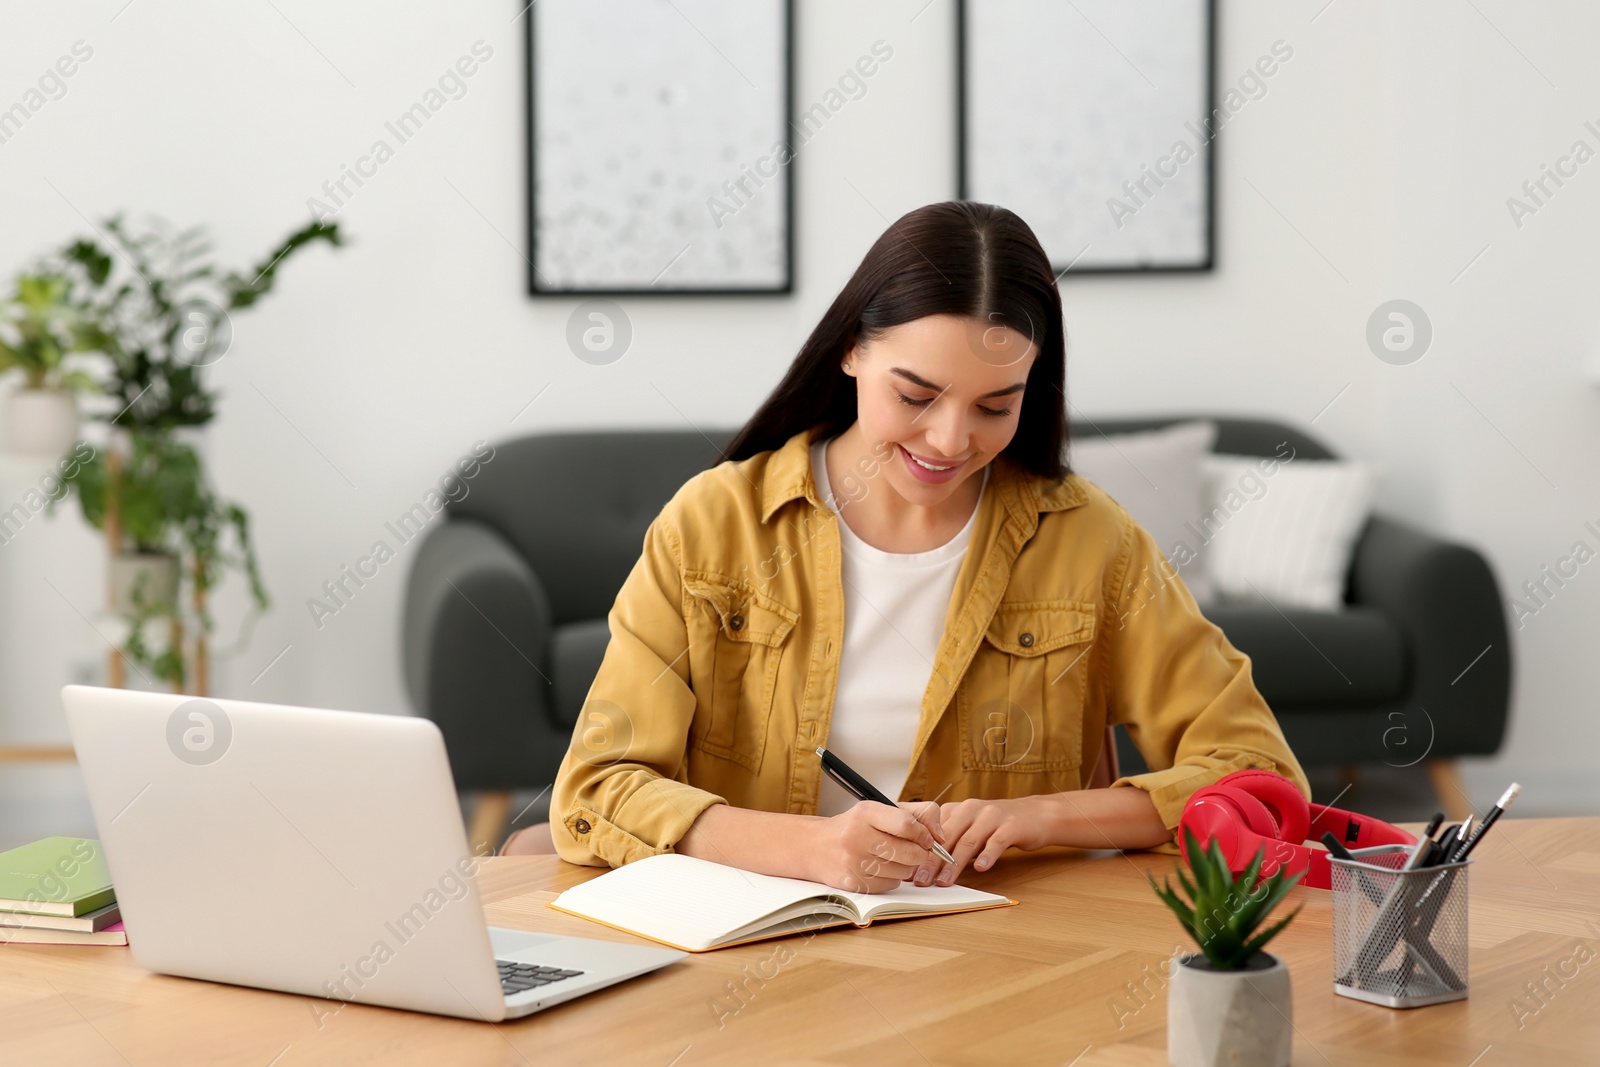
0, 745, 76, 763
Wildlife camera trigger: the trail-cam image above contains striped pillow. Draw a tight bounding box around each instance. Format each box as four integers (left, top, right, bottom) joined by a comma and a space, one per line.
1199, 454, 1381, 610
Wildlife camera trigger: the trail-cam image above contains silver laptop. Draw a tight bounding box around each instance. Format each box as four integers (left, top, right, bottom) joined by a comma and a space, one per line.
62, 684, 684, 1022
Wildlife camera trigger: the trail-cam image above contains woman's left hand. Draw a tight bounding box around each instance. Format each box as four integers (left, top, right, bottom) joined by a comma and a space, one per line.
925, 796, 1057, 885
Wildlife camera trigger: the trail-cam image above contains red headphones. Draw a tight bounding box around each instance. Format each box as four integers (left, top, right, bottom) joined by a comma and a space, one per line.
1177, 769, 1417, 890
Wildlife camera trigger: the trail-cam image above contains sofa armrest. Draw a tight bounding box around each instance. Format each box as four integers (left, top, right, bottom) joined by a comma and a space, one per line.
402, 518, 564, 791
1347, 514, 1512, 757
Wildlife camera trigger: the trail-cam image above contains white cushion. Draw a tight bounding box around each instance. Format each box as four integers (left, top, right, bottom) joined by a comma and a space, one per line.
1066, 421, 1219, 605
1198, 454, 1381, 610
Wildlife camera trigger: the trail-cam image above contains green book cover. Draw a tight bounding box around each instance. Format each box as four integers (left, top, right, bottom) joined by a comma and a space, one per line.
0, 837, 116, 917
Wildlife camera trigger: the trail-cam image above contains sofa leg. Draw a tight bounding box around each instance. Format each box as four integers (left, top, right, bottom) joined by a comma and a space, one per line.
1424, 760, 1472, 821
468, 790, 511, 854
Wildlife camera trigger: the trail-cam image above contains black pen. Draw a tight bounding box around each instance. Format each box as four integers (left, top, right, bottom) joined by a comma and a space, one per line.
1452, 783, 1521, 862
1320, 831, 1356, 861
1427, 823, 1460, 867
1412, 816, 1473, 914
1440, 818, 1472, 865
1408, 814, 1478, 957
816, 747, 956, 866
1322, 831, 1384, 905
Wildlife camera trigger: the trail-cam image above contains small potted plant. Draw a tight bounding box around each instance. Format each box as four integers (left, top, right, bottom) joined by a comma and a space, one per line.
0, 271, 104, 455
1147, 828, 1304, 1067
64, 427, 266, 688
45, 214, 339, 692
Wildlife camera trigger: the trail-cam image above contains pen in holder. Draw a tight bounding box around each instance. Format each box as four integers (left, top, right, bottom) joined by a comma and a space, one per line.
1331, 844, 1471, 1008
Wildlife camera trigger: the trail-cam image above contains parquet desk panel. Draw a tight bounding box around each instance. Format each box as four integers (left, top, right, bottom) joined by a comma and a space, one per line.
4, 817, 1596, 1065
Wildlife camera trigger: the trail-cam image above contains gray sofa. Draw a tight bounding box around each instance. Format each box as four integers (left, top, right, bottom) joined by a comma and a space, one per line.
402, 417, 1512, 843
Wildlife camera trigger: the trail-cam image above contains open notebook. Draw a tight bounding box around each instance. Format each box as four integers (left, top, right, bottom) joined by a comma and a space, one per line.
547, 853, 1016, 952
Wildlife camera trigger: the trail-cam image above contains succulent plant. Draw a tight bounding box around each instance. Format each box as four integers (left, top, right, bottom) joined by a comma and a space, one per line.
1147, 826, 1304, 970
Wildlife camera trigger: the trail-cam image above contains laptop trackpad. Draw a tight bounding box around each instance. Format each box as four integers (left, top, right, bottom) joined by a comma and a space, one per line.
489, 927, 561, 957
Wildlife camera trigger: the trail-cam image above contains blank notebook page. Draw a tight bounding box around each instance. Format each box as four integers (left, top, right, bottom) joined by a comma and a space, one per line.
549, 854, 1005, 951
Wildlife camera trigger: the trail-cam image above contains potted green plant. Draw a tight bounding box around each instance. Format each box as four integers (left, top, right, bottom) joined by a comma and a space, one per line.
46, 215, 341, 692
64, 429, 264, 687
1147, 828, 1304, 1067
57, 215, 342, 434
0, 271, 106, 455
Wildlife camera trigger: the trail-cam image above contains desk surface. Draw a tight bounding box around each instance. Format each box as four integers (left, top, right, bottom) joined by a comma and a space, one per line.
5, 817, 1598, 1066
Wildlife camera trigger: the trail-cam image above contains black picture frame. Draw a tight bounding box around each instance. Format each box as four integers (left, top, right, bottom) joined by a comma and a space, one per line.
525, 1, 795, 296
957, 0, 1217, 275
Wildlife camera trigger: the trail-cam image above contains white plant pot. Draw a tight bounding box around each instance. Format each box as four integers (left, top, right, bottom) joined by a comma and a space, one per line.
110, 552, 181, 613
3, 388, 79, 456
1167, 952, 1292, 1067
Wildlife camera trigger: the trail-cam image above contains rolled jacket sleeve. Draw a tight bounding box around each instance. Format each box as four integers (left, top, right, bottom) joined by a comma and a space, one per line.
1104, 519, 1311, 836
550, 512, 726, 867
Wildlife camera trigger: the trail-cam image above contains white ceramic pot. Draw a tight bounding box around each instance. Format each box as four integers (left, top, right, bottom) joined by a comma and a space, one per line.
2, 388, 79, 456
110, 552, 181, 613
1167, 952, 1292, 1067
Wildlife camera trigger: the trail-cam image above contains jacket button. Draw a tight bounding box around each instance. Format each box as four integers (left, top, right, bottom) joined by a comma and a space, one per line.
728, 612, 744, 631
1018, 631, 1035, 647
574, 818, 591, 834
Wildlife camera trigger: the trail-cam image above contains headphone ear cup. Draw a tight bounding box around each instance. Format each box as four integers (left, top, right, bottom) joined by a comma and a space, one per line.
1194, 784, 1282, 839
1180, 795, 1272, 876
1214, 769, 1312, 845
1182, 798, 1325, 887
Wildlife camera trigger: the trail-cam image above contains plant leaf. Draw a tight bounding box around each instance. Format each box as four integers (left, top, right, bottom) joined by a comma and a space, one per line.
1174, 864, 1199, 907
1204, 833, 1233, 904
1226, 905, 1303, 968
1235, 843, 1265, 906
1233, 864, 1305, 940
1146, 872, 1197, 932
1182, 826, 1216, 898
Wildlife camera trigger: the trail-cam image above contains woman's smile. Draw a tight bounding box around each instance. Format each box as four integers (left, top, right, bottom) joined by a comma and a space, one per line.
898, 443, 967, 483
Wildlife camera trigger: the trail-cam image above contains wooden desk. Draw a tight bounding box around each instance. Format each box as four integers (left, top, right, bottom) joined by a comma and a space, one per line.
5, 817, 1598, 1065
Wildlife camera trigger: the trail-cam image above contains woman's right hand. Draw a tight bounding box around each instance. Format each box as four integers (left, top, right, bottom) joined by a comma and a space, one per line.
804, 801, 948, 893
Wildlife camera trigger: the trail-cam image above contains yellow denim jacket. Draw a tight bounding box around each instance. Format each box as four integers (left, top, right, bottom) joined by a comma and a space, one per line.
551, 425, 1309, 868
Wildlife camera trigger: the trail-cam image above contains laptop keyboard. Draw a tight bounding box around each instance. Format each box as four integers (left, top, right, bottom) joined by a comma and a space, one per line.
497, 960, 585, 996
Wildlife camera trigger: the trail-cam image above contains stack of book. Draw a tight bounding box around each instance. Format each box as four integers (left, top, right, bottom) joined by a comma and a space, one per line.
0, 836, 127, 946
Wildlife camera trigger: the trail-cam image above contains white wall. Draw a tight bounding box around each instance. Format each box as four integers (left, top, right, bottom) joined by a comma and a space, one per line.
2, 1, 1597, 816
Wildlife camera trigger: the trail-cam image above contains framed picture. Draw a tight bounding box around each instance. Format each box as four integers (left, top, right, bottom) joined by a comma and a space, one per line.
958, 0, 1216, 274
526, 0, 793, 295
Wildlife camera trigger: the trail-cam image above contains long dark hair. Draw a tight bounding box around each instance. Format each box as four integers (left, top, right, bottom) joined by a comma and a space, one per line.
726, 200, 1069, 479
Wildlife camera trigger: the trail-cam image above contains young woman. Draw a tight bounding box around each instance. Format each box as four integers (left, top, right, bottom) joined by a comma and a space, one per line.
517, 201, 1308, 892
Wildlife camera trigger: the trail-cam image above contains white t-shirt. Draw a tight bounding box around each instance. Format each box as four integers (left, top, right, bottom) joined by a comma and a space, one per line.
811, 435, 988, 817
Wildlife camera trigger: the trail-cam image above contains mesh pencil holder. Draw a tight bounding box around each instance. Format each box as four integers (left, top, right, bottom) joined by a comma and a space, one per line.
1331, 844, 1471, 1008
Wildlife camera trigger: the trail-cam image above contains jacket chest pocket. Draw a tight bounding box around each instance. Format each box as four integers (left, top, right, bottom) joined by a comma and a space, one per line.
956, 599, 1096, 773
682, 572, 799, 774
